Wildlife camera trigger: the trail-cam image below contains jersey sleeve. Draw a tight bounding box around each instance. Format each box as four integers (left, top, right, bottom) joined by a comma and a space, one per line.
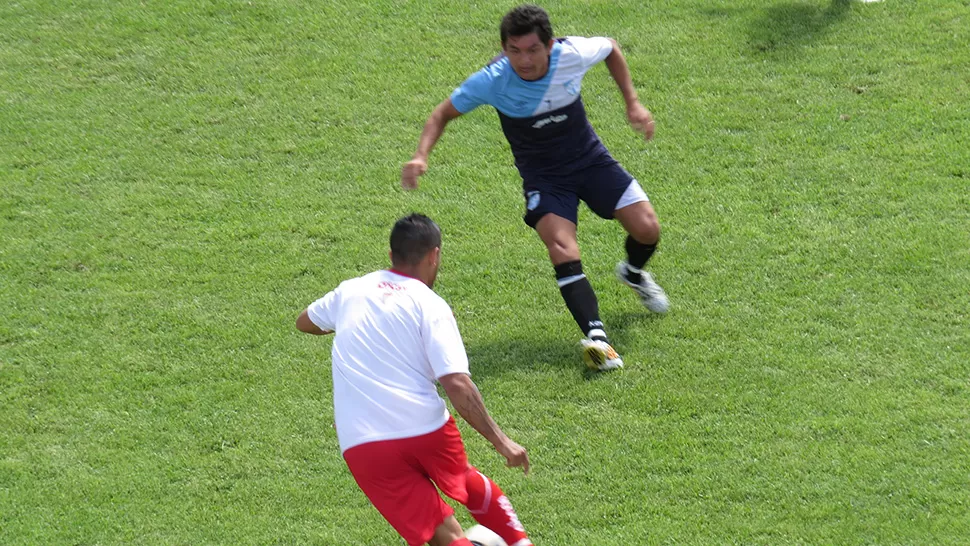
449, 67, 494, 114
306, 285, 340, 332
567, 36, 614, 69
421, 299, 471, 379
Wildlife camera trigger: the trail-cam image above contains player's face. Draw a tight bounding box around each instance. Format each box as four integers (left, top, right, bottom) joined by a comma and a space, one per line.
503, 33, 553, 81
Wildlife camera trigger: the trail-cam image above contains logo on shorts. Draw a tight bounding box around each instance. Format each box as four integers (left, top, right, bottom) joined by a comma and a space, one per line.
526, 191, 541, 211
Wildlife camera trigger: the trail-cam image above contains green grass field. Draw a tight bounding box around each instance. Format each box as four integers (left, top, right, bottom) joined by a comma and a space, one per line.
2, 0, 968, 543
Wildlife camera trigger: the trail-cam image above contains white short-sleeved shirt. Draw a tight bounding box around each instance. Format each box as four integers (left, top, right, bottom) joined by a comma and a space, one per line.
307, 269, 470, 453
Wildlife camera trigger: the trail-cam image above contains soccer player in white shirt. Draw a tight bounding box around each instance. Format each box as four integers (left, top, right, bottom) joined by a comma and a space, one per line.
402, 4, 671, 371
296, 214, 533, 546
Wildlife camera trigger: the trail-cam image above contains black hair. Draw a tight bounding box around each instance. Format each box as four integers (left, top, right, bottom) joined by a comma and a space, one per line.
500, 4, 553, 45
390, 213, 442, 266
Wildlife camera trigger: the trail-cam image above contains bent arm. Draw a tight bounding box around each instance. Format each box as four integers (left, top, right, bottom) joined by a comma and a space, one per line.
438, 373, 530, 474
604, 38, 639, 108
413, 99, 462, 162
439, 372, 506, 445
296, 309, 333, 335
604, 38, 655, 140
402, 99, 463, 190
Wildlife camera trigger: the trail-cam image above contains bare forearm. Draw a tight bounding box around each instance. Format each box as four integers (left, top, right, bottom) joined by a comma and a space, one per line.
605, 42, 639, 107
412, 120, 441, 161
448, 381, 507, 446
439, 373, 529, 473
403, 101, 461, 189
413, 110, 450, 161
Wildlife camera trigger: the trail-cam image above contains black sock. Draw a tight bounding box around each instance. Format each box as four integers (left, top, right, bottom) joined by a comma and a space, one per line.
555, 261, 607, 341
624, 235, 657, 283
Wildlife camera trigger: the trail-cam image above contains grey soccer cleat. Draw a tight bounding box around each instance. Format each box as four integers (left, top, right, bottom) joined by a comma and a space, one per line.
616, 261, 669, 314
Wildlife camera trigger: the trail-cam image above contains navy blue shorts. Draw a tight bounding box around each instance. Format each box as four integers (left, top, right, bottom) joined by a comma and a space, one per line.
522, 161, 636, 228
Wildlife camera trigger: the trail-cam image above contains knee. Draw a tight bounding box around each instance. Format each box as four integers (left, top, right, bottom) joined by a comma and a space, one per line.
545, 237, 580, 263
630, 216, 660, 245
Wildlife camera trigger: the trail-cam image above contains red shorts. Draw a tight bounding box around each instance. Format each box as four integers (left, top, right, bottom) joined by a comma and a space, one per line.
343, 417, 471, 546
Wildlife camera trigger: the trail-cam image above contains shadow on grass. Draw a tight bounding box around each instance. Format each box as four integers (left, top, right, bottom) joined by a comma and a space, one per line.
467, 334, 629, 381
747, 0, 852, 54
466, 309, 662, 381
466, 334, 579, 374
604, 310, 662, 349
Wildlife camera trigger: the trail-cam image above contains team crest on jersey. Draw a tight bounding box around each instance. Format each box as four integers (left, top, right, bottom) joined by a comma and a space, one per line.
526, 191, 541, 211
563, 78, 580, 95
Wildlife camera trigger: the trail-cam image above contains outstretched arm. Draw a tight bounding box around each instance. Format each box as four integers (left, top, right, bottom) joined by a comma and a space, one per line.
604, 38, 655, 141
438, 372, 530, 474
401, 99, 463, 190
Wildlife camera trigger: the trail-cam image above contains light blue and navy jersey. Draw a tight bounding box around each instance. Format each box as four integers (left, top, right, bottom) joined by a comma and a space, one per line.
450, 36, 616, 182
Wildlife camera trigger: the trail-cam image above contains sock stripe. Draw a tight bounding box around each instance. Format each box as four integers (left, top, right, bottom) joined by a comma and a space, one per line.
468, 471, 492, 515
556, 273, 586, 288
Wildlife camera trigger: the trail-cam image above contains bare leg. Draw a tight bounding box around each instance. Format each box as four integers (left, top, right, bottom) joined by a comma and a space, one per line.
614, 200, 660, 244
534, 213, 580, 265
427, 515, 466, 546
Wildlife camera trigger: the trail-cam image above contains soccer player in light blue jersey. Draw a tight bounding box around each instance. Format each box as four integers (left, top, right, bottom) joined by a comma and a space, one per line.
402, 4, 669, 371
